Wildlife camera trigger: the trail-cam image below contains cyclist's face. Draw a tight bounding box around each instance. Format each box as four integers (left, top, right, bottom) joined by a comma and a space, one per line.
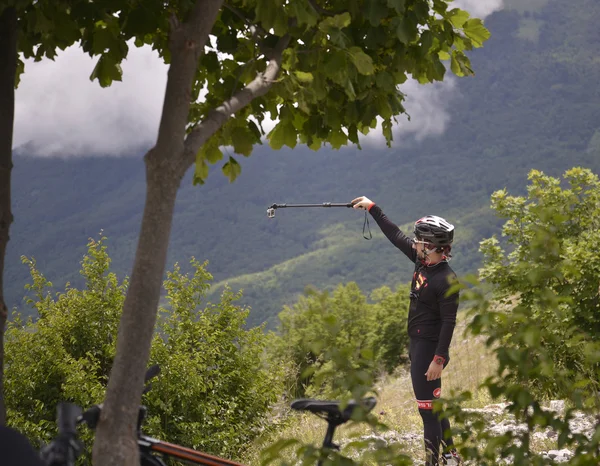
412, 238, 434, 259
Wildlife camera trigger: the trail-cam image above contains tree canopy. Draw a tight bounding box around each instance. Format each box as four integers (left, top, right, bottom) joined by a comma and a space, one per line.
8, 0, 490, 183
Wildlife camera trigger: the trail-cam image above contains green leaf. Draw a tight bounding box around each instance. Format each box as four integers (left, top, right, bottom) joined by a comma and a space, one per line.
347, 124, 360, 145
343, 77, 357, 100
308, 137, 322, 151
290, 0, 318, 27
348, 47, 374, 75
255, 0, 277, 32
462, 18, 491, 48
268, 121, 297, 150
366, 0, 388, 27
375, 94, 392, 119
14, 58, 24, 88
323, 51, 347, 81
217, 32, 238, 54
419, 30, 434, 55
329, 129, 347, 149
231, 126, 254, 156
429, 56, 447, 81
33, 10, 53, 34
91, 26, 119, 54
89, 54, 123, 87
382, 119, 393, 145
448, 8, 470, 28
386, 0, 406, 14
123, 6, 157, 36
272, 11, 289, 36
450, 50, 473, 77
451, 35, 470, 51
318, 12, 352, 31
247, 120, 263, 140
375, 72, 395, 91
282, 49, 298, 71
396, 15, 417, 44
413, 0, 430, 21
294, 71, 314, 83
197, 139, 223, 164
201, 52, 219, 73
193, 157, 209, 185
222, 157, 242, 183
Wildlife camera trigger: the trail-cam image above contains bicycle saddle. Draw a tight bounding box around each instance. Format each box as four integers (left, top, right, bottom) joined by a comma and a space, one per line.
290, 397, 377, 423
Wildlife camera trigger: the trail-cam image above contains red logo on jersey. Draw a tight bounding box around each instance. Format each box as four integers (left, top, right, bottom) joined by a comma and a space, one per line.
433, 388, 442, 398
413, 272, 428, 290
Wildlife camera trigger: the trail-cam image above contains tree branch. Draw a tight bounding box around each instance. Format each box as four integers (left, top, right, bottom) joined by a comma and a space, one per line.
180, 34, 291, 171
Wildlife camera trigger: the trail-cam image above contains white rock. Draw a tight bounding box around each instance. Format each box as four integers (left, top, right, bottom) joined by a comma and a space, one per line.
543, 448, 573, 463
548, 400, 565, 414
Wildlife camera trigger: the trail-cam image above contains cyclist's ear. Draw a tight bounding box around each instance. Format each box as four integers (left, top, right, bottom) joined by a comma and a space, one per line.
0, 426, 45, 466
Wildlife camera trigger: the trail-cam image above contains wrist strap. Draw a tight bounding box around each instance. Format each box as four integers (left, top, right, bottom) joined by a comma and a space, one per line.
363, 211, 372, 240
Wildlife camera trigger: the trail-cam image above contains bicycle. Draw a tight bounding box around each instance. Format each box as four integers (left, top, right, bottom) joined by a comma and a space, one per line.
13, 364, 377, 466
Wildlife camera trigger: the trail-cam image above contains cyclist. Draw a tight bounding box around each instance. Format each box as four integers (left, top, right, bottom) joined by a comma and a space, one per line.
352, 196, 461, 466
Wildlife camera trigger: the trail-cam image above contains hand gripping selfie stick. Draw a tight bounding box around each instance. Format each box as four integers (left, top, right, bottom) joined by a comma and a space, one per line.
266, 202, 354, 218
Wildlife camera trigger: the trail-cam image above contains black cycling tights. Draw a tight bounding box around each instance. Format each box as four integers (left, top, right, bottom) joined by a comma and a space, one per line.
409, 338, 454, 466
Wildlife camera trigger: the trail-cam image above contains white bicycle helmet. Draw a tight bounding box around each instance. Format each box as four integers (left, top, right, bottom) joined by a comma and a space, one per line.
413, 215, 454, 247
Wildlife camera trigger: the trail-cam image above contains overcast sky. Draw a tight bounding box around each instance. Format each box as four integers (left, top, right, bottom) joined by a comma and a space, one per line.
13, 0, 504, 157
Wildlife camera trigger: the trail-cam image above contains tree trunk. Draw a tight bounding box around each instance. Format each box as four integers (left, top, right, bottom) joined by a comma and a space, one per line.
91, 2, 224, 463
90, 0, 286, 461
92, 154, 183, 465
0, 6, 18, 427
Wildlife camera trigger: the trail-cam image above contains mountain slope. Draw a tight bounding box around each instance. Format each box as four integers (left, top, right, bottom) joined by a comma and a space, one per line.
7, 0, 600, 327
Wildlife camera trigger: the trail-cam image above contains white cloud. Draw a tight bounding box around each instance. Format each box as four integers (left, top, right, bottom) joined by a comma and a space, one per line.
451, 0, 505, 19
14, 44, 168, 157
360, 78, 459, 149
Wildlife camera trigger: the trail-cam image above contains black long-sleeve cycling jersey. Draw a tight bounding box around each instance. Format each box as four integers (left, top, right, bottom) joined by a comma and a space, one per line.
368, 204, 458, 360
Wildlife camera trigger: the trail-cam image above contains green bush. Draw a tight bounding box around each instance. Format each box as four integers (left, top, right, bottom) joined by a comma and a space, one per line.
5, 237, 124, 452
442, 167, 600, 465
269, 282, 409, 399
146, 260, 283, 458
478, 167, 600, 400
5, 236, 282, 461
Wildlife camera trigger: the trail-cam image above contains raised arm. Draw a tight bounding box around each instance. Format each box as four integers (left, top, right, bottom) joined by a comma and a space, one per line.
352, 197, 416, 262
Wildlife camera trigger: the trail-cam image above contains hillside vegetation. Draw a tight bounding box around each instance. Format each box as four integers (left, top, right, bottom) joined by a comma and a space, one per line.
7, 0, 600, 326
